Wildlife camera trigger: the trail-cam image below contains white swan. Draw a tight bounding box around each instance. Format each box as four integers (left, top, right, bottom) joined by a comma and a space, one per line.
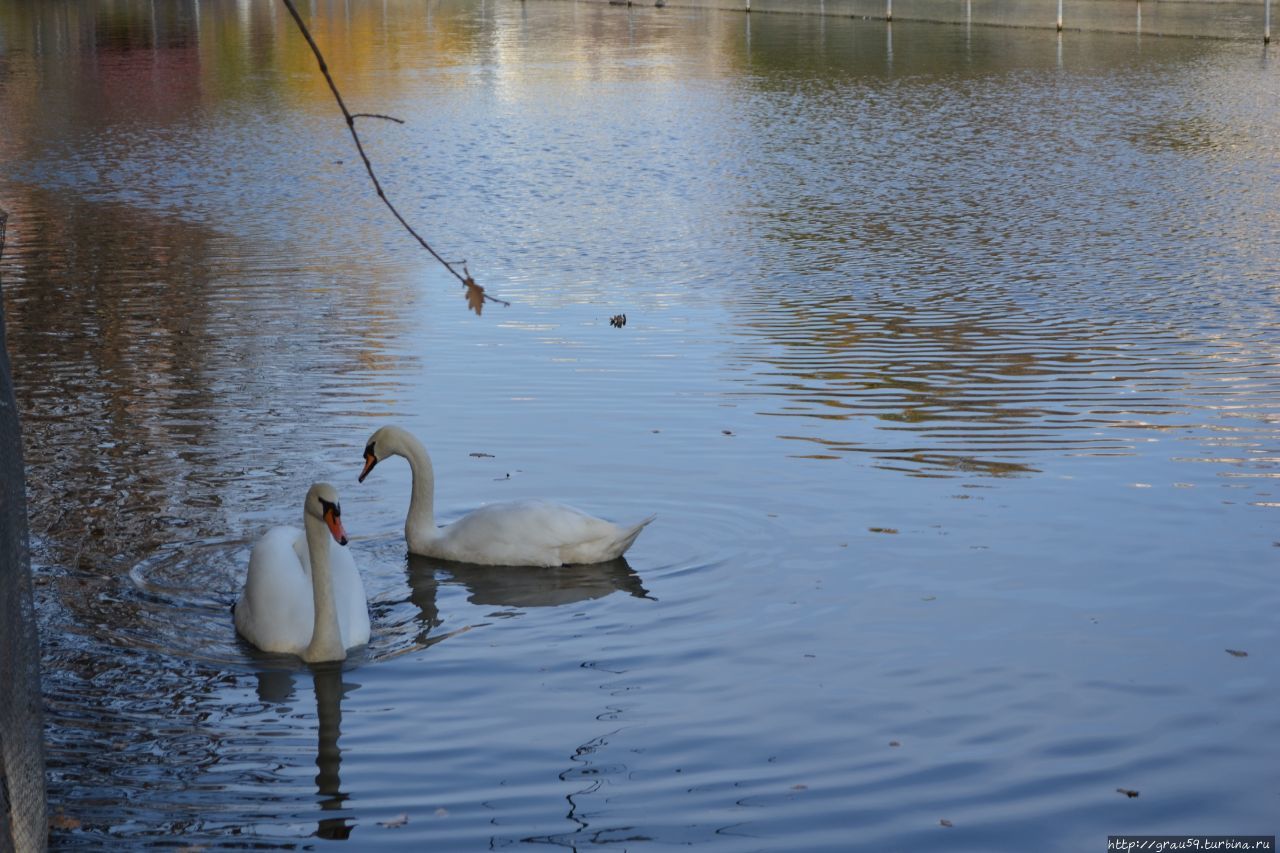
234, 482, 371, 662
359, 425, 655, 567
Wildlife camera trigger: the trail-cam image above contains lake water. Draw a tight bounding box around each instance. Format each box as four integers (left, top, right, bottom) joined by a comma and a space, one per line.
2, 1, 1279, 849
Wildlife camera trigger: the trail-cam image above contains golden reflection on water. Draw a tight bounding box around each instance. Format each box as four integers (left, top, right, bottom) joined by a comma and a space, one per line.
4, 0, 1278, 496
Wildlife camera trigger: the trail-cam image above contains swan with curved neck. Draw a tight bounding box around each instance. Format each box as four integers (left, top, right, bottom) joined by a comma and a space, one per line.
359, 425, 655, 567
234, 482, 370, 662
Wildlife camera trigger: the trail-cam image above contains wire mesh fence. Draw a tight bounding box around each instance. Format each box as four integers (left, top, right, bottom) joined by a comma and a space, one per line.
0, 207, 48, 853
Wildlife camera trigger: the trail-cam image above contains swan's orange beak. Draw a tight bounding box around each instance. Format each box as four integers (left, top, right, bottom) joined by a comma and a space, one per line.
359, 451, 378, 483
324, 506, 349, 546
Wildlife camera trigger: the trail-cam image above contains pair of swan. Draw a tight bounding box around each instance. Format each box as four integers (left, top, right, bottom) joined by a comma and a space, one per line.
234, 426, 655, 662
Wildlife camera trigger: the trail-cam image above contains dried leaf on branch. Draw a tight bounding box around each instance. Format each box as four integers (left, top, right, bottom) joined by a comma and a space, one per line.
465, 276, 486, 316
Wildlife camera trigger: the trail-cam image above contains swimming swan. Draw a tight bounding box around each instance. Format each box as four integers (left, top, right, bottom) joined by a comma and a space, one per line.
234, 482, 371, 662
359, 425, 655, 567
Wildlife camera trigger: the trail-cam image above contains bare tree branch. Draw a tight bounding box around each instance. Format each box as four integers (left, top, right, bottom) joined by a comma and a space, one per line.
279, 0, 508, 314
351, 113, 406, 125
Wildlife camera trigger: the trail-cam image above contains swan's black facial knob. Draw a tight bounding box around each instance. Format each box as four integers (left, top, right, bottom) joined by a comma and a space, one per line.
359, 442, 378, 483
318, 497, 348, 546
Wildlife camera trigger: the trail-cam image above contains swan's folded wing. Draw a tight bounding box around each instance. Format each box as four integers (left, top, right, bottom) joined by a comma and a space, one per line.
442, 500, 641, 566
236, 526, 314, 653
328, 542, 371, 647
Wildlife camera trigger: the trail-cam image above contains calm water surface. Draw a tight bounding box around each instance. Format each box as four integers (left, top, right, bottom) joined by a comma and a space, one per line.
2, 1, 1279, 849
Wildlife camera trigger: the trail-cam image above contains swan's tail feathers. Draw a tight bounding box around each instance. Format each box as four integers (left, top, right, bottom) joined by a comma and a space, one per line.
611, 514, 656, 559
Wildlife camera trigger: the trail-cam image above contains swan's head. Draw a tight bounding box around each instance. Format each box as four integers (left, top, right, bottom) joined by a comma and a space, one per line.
359, 425, 413, 483
306, 482, 348, 546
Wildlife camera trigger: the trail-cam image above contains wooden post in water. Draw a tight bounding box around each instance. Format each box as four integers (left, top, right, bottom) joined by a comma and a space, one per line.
745, 0, 750, 12
1265, 0, 1271, 43
886, 0, 893, 21
1056, 0, 1063, 30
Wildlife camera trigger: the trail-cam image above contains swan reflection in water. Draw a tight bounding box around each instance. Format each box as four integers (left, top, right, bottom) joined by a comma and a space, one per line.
242, 556, 649, 838
404, 554, 652, 637
253, 665, 359, 841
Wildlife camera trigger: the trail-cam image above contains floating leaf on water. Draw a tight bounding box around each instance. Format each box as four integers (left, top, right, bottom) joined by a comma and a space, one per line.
1116, 788, 1140, 798
722, 429, 734, 435
50, 812, 81, 831
869, 527, 899, 534
1225, 649, 1248, 657
469, 452, 495, 458
379, 813, 410, 828
940, 818, 953, 828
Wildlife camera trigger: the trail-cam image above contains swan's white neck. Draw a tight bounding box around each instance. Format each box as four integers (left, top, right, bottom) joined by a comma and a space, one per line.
394, 431, 438, 553
303, 511, 346, 663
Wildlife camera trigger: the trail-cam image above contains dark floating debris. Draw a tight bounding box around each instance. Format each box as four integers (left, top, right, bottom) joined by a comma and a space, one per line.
610, 313, 627, 328
940, 818, 954, 828
869, 527, 899, 534
1116, 788, 1140, 798
1225, 648, 1249, 657
469, 452, 495, 458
